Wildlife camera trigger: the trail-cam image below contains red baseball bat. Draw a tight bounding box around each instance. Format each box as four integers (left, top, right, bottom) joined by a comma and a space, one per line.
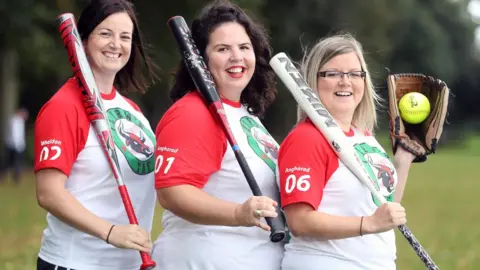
56, 13, 156, 270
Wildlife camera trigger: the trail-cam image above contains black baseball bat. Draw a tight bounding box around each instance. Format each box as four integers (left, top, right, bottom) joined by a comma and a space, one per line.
167, 16, 286, 243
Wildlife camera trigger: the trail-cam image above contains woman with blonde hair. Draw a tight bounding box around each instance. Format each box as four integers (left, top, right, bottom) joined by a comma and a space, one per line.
277, 33, 415, 269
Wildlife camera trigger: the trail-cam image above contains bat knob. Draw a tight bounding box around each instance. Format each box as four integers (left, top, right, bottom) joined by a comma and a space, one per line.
269, 230, 286, 243
140, 260, 156, 270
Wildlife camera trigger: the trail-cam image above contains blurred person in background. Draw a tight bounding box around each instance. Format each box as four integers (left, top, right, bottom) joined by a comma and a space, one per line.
277, 33, 414, 270
0, 107, 29, 184
151, 0, 285, 269
33, 0, 159, 269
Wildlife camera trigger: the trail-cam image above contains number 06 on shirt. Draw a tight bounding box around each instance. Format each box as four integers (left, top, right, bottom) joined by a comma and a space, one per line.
284, 173, 311, 194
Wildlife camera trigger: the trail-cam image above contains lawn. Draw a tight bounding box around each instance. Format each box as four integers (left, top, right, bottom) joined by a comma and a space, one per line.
0, 141, 479, 269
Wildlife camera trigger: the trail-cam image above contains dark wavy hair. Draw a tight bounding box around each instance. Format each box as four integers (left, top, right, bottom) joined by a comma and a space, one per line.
77, 0, 158, 93
170, 0, 276, 116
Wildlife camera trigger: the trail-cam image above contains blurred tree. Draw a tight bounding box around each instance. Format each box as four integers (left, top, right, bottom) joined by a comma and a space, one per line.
385, 0, 480, 138
0, 0, 32, 163
0, 0, 83, 163
260, 0, 479, 138
133, 0, 266, 127
1, 0, 479, 163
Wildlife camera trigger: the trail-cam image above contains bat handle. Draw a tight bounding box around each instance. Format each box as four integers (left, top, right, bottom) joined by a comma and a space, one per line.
232, 151, 287, 242
139, 256, 156, 270
367, 178, 439, 268
266, 204, 287, 242
397, 224, 439, 270
118, 186, 157, 268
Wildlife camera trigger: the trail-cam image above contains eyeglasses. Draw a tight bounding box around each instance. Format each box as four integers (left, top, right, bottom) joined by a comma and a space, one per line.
318, 71, 366, 80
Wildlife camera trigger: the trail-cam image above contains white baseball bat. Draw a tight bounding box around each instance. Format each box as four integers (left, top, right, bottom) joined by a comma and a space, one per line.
269, 52, 439, 270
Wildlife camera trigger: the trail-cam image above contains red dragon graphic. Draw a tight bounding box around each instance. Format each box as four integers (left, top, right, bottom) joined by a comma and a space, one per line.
367, 156, 395, 193
252, 128, 278, 159
118, 122, 153, 158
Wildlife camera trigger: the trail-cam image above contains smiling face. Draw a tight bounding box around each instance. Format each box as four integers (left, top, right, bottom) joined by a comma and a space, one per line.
205, 22, 255, 101
316, 51, 365, 120
84, 12, 133, 77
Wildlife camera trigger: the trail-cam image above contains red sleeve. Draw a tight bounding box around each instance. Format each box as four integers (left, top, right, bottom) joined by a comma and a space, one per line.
34, 90, 89, 176
278, 121, 338, 210
154, 93, 227, 189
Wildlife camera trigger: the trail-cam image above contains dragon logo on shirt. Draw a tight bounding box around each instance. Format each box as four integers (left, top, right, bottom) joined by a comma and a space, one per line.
354, 142, 397, 206
118, 122, 153, 158
107, 107, 155, 175
240, 116, 279, 172
367, 155, 396, 193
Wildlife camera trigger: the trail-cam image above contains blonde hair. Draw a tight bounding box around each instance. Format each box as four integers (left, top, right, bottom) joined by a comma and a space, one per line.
298, 33, 382, 133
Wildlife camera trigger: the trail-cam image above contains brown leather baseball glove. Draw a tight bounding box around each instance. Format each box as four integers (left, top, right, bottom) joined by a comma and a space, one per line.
387, 73, 450, 162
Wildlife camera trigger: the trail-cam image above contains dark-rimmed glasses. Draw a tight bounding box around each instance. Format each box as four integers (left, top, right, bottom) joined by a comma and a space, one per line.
318, 71, 366, 80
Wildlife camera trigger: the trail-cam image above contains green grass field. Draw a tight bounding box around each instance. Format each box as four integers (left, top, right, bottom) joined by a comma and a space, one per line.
1, 139, 479, 269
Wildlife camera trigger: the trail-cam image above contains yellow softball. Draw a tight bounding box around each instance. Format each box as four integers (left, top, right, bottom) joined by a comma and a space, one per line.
398, 92, 431, 124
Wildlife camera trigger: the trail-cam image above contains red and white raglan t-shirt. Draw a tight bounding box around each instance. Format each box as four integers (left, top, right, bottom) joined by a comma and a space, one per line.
34, 78, 156, 270
278, 119, 398, 270
151, 91, 284, 270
